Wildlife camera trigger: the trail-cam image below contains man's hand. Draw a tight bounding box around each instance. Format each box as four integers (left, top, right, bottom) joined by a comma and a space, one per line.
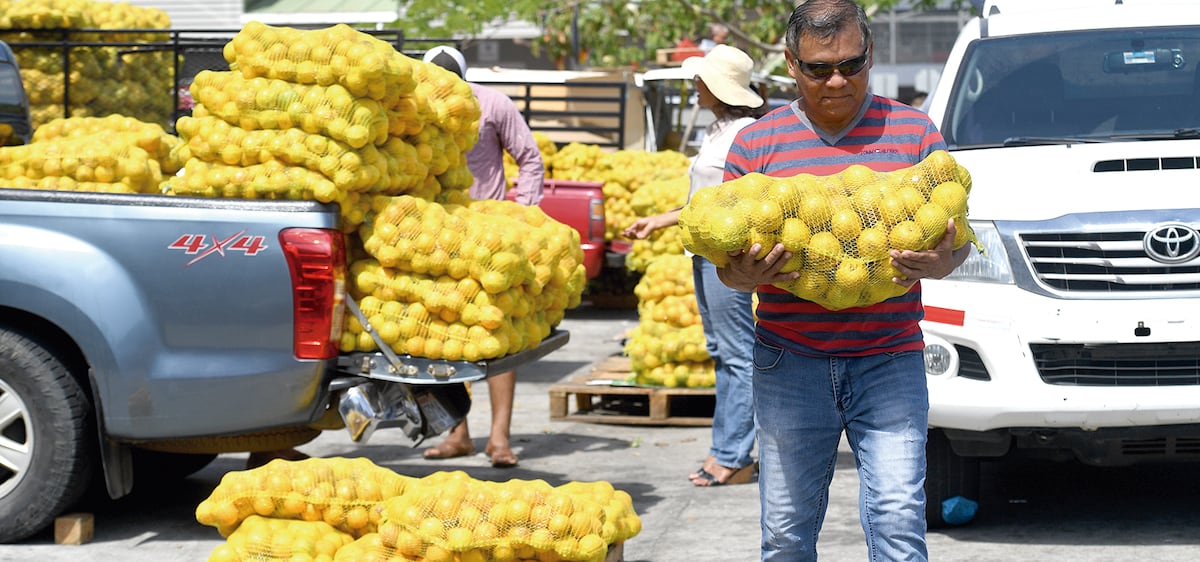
889, 218, 972, 287
716, 243, 800, 291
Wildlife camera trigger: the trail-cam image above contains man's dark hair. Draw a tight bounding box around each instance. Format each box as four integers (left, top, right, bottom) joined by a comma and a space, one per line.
785, 0, 872, 57
428, 51, 464, 78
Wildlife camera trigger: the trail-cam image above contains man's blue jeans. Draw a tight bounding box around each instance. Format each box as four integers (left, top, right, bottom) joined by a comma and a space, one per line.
753, 341, 929, 561
692, 256, 756, 470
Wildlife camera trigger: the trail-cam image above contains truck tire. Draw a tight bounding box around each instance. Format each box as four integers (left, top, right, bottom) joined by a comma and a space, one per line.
0, 329, 94, 543
925, 427, 980, 528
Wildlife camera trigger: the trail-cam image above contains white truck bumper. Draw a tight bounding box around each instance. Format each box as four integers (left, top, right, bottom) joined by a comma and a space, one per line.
920, 280, 1200, 432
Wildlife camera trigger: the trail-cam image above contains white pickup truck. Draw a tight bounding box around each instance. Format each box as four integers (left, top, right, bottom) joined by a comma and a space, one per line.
920, 0, 1200, 526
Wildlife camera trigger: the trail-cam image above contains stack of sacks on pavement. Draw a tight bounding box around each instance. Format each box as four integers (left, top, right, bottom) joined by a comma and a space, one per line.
197, 458, 641, 562
623, 254, 714, 388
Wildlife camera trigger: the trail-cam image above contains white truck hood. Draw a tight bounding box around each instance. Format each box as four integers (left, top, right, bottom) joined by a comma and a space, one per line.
951, 140, 1200, 222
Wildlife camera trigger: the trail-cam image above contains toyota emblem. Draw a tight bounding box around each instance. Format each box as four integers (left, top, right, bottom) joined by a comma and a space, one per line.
1143, 223, 1200, 264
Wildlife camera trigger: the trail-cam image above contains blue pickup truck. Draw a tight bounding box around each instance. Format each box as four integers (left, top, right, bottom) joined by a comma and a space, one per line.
0, 42, 567, 542
0, 188, 568, 543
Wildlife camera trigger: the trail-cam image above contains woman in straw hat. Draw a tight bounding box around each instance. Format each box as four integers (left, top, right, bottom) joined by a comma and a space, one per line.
623, 44, 766, 486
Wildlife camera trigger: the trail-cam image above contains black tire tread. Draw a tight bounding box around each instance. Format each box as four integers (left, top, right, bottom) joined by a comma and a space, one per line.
0, 329, 94, 543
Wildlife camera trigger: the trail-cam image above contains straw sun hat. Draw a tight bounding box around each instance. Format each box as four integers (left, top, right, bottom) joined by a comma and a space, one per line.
682, 44, 764, 109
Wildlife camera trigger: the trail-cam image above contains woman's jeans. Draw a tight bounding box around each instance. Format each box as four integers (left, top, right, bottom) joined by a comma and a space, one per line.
753, 341, 929, 561
692, 255, 756, 469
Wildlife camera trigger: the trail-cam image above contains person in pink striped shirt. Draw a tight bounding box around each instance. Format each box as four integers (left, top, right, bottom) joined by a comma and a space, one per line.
422, 46, 544, 468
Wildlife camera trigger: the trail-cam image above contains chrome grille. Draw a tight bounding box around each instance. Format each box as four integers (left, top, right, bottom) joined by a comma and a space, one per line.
1021, 229, 1200, 292
1031, 342, 1200, 386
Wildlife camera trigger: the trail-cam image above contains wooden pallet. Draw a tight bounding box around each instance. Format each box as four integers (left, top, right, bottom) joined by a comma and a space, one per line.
548, 356, 715, 426
606, 541, 625, 562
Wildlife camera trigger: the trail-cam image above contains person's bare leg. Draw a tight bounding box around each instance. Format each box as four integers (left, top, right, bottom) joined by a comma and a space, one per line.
423, 419, 474, 459
484, 369, 518, 467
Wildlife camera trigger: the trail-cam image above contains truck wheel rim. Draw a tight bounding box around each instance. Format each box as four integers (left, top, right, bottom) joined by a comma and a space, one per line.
0, 378, 31, 498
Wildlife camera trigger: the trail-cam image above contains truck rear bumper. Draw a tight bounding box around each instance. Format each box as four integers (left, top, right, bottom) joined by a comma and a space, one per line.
921, 280, 1200, 432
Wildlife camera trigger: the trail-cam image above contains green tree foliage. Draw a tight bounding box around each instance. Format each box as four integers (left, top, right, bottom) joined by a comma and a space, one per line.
397, 1, 973, 69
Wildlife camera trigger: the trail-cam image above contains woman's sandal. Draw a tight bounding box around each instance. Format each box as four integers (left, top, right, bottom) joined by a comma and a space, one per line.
692, 462, 757, 487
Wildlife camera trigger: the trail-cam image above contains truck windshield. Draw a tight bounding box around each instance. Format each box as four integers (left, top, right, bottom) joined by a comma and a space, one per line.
942, 26, 1200, 148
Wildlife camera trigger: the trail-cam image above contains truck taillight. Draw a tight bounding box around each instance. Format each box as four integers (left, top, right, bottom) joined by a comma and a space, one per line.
589, 197, 605, 241
280, 228, 345, 360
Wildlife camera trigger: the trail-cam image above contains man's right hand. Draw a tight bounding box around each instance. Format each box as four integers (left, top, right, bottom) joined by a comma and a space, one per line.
716, 243, 799, 291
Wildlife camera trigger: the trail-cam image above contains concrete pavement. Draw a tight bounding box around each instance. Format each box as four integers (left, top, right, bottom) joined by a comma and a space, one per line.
2, 304, 1199, 561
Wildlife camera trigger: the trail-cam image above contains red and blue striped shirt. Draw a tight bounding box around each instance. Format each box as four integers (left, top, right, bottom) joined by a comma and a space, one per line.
725, 95, 946, 357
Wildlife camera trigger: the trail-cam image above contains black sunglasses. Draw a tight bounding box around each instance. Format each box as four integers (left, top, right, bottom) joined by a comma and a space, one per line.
793, 49, 870, 80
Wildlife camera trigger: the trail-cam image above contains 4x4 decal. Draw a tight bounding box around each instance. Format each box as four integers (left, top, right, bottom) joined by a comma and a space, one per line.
169, 230, 269, 267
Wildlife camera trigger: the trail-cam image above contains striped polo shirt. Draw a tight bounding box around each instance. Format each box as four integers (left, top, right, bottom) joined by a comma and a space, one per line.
725, 95, 947, 357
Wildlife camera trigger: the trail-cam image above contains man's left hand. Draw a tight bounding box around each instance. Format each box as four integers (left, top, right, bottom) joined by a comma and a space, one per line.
888, 219, 971, 287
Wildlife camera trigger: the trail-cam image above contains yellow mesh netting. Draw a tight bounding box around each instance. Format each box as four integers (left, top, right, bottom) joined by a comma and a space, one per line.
679, 150, 979, 311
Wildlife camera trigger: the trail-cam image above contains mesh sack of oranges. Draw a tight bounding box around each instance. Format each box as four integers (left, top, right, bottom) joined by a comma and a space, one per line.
678, 150, 979, 311
170, 23, 481, 230
0, 133, 165, 194
466, 199, 589, 313
206, 515, 354, 562
223, 22, 417, 103
335, 470, 635, 562
32, 114, 185, 173
188, 70, 389, 150
195, 456, 412, 539
624, 254, 714, 388
174, 114, 419, 194
625, 320, 714, 388
344, 196, 585, 361
624, 176, 689, 272
3, 0, 175, 128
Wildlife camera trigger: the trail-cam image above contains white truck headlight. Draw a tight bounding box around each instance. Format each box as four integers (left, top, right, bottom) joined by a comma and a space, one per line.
946, 221, 1013, 284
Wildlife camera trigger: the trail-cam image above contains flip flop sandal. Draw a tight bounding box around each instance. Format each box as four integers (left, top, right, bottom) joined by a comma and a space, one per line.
692, 463, 757, 487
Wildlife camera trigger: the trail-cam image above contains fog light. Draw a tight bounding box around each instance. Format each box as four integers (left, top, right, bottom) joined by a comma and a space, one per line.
923, 333, 959, 378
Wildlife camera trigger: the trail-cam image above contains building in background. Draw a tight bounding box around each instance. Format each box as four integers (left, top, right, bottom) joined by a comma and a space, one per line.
869, 3, 973, 103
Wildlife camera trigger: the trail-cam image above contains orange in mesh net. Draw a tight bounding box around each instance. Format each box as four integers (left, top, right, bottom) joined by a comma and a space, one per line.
0, 135, 163, 194
225, 21, 418, 103
195, 457, 412, 539
679, 150, 979, 311
206, 515, 354, 562
342, 471, 625, 562
189, 70, 388, 149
